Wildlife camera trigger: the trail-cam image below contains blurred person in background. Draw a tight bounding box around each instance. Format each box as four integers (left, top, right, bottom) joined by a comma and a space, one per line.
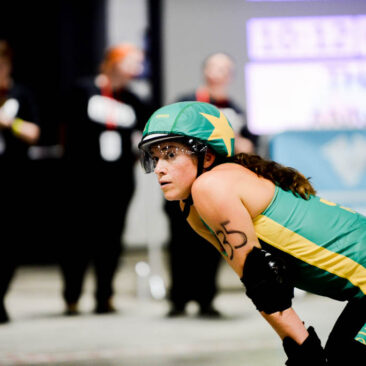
0, 40, 40, 160
178, 52, 257, 153
61, 43, 152, 315
165, 52, 258, 317
139, 101, 366, 365
0, 39, 41, 323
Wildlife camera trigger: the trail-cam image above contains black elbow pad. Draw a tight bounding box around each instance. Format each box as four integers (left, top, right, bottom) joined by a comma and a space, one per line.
240, 247, 294, 314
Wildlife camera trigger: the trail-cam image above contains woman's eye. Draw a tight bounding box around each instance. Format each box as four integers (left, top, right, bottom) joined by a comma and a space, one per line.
167, 151, 176, 159
152, 156, 159, 166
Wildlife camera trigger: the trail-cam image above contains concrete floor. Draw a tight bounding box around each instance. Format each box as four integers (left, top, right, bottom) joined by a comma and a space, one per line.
0, 249, 345, 366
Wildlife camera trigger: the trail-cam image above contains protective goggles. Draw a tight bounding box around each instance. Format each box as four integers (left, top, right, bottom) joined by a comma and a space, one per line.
140, 143, 198, 173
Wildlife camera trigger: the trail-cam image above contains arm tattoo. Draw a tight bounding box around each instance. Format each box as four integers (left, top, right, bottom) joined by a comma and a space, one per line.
215, 220, 247, 260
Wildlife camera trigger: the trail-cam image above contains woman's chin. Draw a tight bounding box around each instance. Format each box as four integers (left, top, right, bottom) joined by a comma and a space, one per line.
164, 194, 180, 201
164, 191, 188, 201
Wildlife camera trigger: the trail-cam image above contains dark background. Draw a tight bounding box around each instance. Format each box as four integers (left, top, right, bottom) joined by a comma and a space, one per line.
0, 0, 107, 145
0, 0, 162, 264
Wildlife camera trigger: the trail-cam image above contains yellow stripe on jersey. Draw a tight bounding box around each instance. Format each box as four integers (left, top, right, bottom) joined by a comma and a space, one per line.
253, 214, 366, 295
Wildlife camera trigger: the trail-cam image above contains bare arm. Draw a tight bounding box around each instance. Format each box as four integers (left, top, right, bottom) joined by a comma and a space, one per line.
0, 113, 40, 144
262, 309, 308, 343
191, 172, 308, 344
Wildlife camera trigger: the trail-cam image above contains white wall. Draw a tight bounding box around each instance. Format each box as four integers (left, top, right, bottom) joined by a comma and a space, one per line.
107, 0, 147, 48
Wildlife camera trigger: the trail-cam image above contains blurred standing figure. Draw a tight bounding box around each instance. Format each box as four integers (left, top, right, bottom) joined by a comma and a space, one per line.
165, 52, 258, 317
179, 52, 257, 154
0, 40, 40, 323
61, 43, 152, 315
0, 40, 40, 160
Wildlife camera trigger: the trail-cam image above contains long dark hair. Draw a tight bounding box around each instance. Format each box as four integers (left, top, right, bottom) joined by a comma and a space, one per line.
226, 152, 316, 200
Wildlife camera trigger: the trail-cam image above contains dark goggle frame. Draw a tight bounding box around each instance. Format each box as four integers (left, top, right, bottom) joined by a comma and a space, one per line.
139, 136, 208, 173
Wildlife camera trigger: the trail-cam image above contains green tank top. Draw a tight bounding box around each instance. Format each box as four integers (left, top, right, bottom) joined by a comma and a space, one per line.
253, 186, 366, 301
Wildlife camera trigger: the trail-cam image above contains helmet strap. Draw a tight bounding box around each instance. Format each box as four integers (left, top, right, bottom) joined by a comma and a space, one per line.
182, 195, 193, 219
196, 152, 205, 177
182, 151, 206, 219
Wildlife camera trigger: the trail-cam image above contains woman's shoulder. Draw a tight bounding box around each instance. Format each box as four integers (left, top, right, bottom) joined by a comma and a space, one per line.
192, 162, 276, 217
199, 162, 254, 181
192, 163, 249, 197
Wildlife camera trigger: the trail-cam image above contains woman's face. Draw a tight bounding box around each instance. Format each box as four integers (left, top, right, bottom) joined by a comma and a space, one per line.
204, 53, 233, 87
150, 141, 198, 201
114, 50, 144, 81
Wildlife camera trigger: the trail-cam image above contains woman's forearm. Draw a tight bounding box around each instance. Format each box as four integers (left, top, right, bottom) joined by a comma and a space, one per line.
11, 119, 40, 144
261, 307, 309, 344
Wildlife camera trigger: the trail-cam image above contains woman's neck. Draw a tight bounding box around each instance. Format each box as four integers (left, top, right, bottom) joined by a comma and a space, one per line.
95, 73, 127, 91
204, 83, 228, 102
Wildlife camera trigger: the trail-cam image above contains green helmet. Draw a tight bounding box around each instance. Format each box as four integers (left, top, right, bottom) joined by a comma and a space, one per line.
138, 101, 235, 173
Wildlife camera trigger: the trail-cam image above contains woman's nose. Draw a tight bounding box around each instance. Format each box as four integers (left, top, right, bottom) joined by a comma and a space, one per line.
154, 158, 167, 175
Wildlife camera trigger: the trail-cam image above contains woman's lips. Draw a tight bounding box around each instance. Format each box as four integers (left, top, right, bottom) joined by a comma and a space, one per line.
160, 181, 171, 188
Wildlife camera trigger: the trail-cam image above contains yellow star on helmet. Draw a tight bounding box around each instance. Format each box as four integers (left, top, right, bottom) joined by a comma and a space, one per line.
200, 111, 235, 156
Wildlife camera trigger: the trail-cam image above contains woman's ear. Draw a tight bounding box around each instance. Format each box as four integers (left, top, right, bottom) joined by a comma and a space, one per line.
203, 150, 216, 169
